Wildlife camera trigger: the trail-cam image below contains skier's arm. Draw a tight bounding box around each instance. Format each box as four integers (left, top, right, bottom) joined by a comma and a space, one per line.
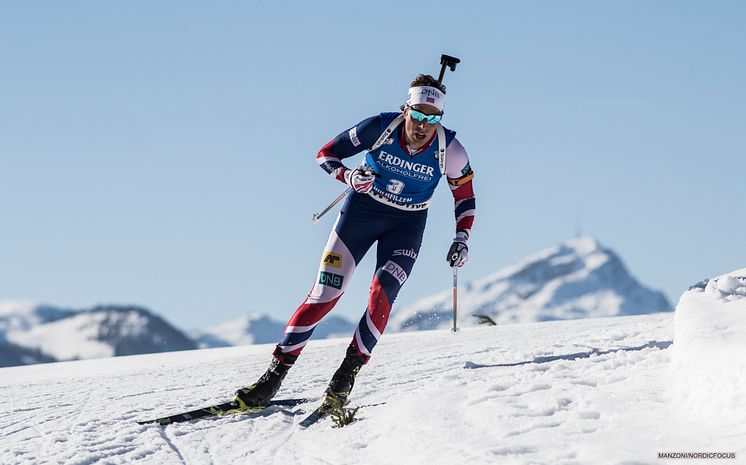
445, 138, 476, 239
316, 115, 382, 184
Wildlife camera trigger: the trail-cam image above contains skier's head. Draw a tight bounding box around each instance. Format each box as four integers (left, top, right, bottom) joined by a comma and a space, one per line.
402, 74, 445, 150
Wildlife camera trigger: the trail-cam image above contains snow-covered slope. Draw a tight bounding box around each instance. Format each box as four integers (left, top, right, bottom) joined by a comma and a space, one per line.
1, 309, 743, 464
673, 268, 746, 421
195, 314, 355, 349
392, 236, 672, 331
6, 305, 196, 362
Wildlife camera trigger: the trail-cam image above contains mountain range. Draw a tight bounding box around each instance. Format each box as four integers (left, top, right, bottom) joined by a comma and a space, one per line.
0, 303, 196, 367
0, 236, 672, 367
390, 236, 672, 331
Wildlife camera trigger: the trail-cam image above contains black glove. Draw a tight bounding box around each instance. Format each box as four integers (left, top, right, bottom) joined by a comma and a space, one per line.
447, 233, 469, 268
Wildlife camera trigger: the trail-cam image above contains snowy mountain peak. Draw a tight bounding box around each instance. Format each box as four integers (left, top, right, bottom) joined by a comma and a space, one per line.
4, 305, 196, 365
0, 300, 40, 315
0, 301, 75, 337
194, 313, 286, 348
496, 235, 609, 284
563, 235, 601, 254
392, 237, 672, 331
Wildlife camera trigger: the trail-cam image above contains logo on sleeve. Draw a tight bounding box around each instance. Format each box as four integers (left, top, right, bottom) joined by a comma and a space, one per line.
382, 260, 408, 285
319, 271, 344, 289
322, 252, 343, 269
393, 248, 418, 260
348, 127, 361, 147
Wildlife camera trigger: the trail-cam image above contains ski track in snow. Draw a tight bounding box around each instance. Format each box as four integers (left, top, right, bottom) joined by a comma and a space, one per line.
1, 313, 743, 465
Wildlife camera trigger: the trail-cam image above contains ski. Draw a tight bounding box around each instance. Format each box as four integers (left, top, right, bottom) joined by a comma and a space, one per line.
298, 401, 386, 428
298, 405, 329, 428
138, 398, 309, 425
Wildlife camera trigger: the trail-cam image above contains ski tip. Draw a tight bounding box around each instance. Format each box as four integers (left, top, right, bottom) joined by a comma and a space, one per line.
298, 408, 327, 428
298, 418, 317, 428
135, 397, 311, 426
137, 418, 171, 426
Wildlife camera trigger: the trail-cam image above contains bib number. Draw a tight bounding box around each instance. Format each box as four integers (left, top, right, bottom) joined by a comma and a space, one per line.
386, 179, 405, 195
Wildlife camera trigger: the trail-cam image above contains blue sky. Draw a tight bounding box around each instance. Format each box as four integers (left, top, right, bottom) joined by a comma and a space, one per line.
1, 1, 744, 329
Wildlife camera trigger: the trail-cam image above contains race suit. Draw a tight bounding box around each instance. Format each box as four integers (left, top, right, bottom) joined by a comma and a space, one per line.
273, 112, 476, 364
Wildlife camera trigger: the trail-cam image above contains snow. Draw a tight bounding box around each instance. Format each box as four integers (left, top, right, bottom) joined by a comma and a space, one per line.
118, 311, 149, 338
0, 300, 40, 316
196, 314, 285, 347
672, 268, 746, 423
2, 311, 743, 464
2, 306, 197, 365
7, 312, 116, 360
0, 301, 73, 336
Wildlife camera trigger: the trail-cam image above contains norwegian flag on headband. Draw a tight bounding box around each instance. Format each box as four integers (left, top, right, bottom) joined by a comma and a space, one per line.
407, 86, 445, 112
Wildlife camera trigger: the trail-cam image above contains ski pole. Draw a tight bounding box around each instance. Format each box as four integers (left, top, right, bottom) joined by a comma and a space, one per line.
312, 188, 351, 223
452, 265, 459, 333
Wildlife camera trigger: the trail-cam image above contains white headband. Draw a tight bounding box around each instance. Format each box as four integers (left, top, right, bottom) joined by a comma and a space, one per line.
406, 86, 445, 112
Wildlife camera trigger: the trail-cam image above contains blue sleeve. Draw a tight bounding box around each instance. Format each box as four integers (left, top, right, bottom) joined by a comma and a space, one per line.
324, 115, 382, 158
316, 114, 384, 178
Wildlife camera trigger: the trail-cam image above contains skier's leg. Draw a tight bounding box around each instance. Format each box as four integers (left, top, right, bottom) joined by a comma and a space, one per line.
273, 225, 362, 361
235, 196, 378, 407
351, 213, 426, 358
274, 201, 380, 362
324, 212, 426, 406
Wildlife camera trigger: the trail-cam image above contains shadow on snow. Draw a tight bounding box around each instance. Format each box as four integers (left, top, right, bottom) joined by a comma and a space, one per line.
464, 340, 673, 369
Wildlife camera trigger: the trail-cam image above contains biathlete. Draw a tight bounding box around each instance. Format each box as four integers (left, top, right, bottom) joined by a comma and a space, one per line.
235, 73, 476, 411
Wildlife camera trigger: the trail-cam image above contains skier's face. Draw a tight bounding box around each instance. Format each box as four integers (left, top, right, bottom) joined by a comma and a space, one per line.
404, 104, 441, 150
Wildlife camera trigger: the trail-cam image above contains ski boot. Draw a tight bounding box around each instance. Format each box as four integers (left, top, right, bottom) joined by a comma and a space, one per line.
234, 354, 295, 409
320, 345, 369, 413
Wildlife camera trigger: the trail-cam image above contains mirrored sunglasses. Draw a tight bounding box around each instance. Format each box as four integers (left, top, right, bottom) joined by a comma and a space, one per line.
408, 107, 443, 125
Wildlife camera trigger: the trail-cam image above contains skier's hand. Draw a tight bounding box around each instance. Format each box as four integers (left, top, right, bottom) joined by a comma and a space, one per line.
447, 232, 469, 268
344, 167, 375, 194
